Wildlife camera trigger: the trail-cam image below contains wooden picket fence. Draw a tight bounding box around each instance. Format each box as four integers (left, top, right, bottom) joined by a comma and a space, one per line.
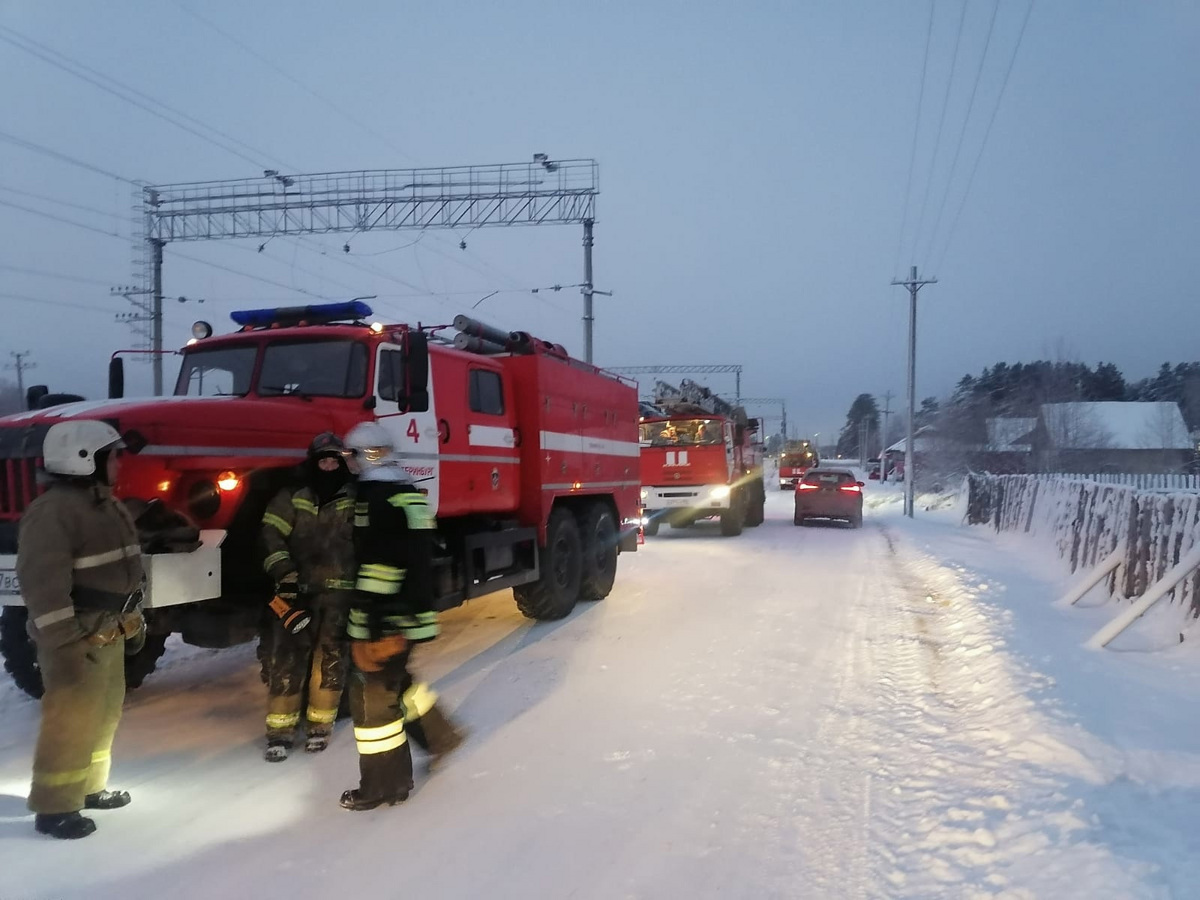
1052, 473, 1200, 491
966, 474, 1200, 630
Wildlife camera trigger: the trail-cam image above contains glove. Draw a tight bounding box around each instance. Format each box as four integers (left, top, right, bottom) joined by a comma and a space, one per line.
268, 594, 312, 634
351, 634, 407, 673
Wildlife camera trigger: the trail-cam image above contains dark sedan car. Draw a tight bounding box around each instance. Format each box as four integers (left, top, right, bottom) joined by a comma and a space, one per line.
793, 468, 864, 528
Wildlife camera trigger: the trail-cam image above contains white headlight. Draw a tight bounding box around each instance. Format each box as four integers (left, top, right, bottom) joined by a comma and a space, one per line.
710, 485, 731, 499
640, 488, 649, 499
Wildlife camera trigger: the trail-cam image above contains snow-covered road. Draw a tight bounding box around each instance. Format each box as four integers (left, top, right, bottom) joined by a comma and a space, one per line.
2, 485, 1198, 898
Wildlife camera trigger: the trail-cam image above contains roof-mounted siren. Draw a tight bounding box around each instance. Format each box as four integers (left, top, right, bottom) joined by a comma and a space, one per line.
231, 300, 374, 329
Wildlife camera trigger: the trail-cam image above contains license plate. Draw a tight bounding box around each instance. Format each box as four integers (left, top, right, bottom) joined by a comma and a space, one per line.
0, 569, 20, 596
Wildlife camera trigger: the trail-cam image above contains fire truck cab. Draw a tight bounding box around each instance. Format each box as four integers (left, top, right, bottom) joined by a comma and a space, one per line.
0, 301, 640, 697
778, 440, 820, 489
638, 379, 766, 536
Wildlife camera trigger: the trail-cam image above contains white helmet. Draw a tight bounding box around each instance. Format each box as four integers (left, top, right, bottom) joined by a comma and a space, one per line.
345, 421, 410, 482
42, 420, 125, 477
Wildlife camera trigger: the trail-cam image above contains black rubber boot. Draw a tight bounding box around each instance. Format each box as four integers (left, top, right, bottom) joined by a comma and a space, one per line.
35, 812, 97, 840
339, 789, 408, 811
264, 740, 291, 762
84, 789, 131, 810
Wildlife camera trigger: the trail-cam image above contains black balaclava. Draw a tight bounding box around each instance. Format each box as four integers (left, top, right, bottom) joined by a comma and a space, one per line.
310, 453, 350, 505
92, 447, 117, 487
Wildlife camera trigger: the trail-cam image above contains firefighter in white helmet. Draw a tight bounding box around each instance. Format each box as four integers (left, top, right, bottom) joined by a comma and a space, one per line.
338, 421, 464, 811
17, 420, 146, 840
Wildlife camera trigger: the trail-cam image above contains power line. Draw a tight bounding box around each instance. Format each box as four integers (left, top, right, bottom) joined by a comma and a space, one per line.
0, 291, 126, 315
0, 197, 124, 239
921, 0, 1001, 266
893, 0, 937, 276
0, 182, 123, 221
176, 3, 419, 166
170, 250, 331, 300
909, 0, 969, 265
934, 0, 1037, 271
0, 128, 135, 184
0, 262, 114, 287
0, 25, 284, 171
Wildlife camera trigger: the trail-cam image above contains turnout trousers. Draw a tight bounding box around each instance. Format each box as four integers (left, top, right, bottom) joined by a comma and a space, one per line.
349, 645, 462, 803
28, 637, 125, 815
264, 593, 349, 743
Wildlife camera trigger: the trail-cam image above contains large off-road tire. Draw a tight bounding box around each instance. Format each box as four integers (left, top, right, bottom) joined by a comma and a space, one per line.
0, 607, 169, 698
720, 489, 746, 537
745, 481, 766, 527
642, 513, 660, 537
124, 632, 169, 689
1, 607, 43, 699
514, 507, 583, 620
578, 502, 618, 602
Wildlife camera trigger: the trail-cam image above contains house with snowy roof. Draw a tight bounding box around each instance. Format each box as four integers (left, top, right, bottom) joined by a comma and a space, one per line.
1030, 401, 1194, 474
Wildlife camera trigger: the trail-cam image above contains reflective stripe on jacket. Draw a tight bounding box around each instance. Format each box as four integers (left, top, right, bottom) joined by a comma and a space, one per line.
16, 481, 144, 649
349, 482, 439, 642
260, 484, 356, 593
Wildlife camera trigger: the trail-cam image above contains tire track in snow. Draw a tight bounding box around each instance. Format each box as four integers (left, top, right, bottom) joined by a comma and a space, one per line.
865, 524, 1158, 898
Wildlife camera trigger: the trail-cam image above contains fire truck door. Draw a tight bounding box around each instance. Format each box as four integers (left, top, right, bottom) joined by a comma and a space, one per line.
374, 343, 441, 512
462, 365, 519, 512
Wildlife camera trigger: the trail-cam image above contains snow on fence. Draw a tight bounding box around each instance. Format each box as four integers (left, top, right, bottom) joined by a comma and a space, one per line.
1045, 473, 1200, 492
966, 473, 1200, 645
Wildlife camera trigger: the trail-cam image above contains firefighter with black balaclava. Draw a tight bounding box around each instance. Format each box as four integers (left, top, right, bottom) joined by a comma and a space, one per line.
259, 432, 356, 761
17, 420, 146, 840
339, 421, 464, 811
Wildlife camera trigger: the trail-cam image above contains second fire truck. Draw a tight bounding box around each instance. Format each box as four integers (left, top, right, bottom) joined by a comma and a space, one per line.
638, 379, 766, 536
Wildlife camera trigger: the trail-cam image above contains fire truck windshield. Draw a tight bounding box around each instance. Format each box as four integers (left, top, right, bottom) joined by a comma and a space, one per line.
175, 346, 256, 396
258, 340, 369, 398
639, 418, 721, 447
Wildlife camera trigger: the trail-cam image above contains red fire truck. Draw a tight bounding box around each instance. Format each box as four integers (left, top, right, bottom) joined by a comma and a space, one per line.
777, 439, 820, 490
638, 379, 766, 537
0, 301, 640, 696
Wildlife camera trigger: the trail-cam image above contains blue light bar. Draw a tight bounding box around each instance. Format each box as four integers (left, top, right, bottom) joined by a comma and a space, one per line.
230, 300, 374, 327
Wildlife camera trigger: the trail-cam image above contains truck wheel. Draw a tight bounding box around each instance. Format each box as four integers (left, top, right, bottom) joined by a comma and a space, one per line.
578, 503, 618, 601
1, 607, 43, 699
1, 607, 169, 698
514, 507, 583, 620
745, 483, 765, 527
720, 490, 746, 537
124, 632, 169, 689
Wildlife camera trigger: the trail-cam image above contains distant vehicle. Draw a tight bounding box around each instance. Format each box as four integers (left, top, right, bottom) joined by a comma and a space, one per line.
793, 468, 864, 528
778, 440, 819, 490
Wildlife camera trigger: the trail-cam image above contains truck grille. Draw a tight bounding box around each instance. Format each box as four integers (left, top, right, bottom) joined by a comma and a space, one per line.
0, 458, 39, 521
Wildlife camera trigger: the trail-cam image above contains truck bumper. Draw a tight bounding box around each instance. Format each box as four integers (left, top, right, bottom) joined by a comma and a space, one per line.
641, 484, 732, 512
0, 529, 226, 609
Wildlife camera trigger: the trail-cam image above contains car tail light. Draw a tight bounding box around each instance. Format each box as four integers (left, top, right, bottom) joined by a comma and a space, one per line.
797, 482, 819, 491
838, 484, 862, 493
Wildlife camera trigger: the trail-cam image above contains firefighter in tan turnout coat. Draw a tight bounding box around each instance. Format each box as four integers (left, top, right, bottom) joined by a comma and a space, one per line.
17, 420, 146, 840
259, 432, 356, 760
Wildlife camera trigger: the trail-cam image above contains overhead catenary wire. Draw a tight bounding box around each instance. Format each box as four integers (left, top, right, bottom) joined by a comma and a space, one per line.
0, 182, 124, 221
175, 2, 420, 166
908, 0, 970, 266
0, 263, 115, 287
0, 25, 290, 172
892, 0, 937, 277
0, 128, 136, 184
934, 0, 1037, 271
0, 291, 126, 315
0, 197, 123, 240
919, 0, 1001, 266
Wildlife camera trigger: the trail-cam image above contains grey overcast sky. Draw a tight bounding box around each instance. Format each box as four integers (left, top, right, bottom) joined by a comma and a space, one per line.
1, 0, 1197, 444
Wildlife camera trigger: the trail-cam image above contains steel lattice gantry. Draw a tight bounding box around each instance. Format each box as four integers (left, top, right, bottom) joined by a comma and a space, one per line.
606, 365, 744, 401
127, 158, 604, 393
144, 160, 599, 241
